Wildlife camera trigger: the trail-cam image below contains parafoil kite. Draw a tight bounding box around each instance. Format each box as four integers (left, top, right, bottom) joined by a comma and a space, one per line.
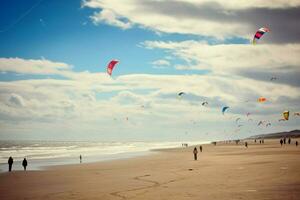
283, 111, 289, 120
202, 102, 208, 106
270, 77, 277, 81
258, 121, 264, 126
253, 27, 270, 44
107, 60, 119, 76
222, 106, 229, 115
258, 97, 267, 103
178, 92, 185, 96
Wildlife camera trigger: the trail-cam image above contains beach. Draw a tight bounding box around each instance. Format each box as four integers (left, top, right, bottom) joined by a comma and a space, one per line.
0, 139, 299, 200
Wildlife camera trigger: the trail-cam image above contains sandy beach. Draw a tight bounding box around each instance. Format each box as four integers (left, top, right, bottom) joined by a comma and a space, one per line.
0, 139, 299, 200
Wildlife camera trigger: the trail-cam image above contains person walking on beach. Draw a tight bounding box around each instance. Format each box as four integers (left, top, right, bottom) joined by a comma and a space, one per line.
245, 142, 248, 148
80, 155, 82, 163
22, 158, 28, 171
280, 139, 283, 146
296, 141, 298, 147
193, 147, 198, 160
8, 156, 13, 172
283, 137, 286, 144
199, 145, 203, 152
288, 138, 291, 144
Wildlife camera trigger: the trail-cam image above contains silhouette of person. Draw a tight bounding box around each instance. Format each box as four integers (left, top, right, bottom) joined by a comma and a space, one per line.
296, 141, 298, 147
245, 142, 248, 148
262, 139, 264, 144
254, 139, 256, 143
22, 158, 27, 171
259, 140, 261, 144
199, 145, 203, 152
80, 155, 82, 163
280, 139, 283, 146
288, 138, 291, 144
283, 137, 286, 144
8, 157, 13, 172
193, 147, 198, 160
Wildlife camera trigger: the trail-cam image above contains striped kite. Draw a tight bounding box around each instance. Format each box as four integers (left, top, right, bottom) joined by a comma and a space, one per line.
253, 27, 270, 44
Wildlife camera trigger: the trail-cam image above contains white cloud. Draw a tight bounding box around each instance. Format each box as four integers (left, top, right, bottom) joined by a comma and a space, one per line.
143, 41, 300, 76
0, 57, 71, 75
151, 59, 170, 69
90, 9, 132, 29
82, 0, 300, 42
7, 93, 25, 107
1, 57, 299, 140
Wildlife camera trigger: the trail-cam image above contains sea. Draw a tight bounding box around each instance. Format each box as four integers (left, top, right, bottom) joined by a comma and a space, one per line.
0, 140, 210, 172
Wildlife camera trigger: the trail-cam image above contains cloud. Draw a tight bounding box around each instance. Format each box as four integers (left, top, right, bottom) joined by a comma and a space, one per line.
8, 93, 25, 107
90, 9, 132, 29
151, 59, 170, 69
83, 0, 300, 42
0, 57, 71, 75
1, 57, 299, 140
142, 40, 300, 87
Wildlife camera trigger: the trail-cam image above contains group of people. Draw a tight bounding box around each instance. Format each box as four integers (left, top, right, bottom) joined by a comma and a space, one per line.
7, 157, 27, 172
280, 137, 298, 146
254, 139, 264, 144
193, 145, 203, 160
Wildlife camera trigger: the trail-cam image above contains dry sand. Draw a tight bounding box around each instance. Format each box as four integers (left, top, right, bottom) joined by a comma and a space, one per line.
0, 139, 299, 200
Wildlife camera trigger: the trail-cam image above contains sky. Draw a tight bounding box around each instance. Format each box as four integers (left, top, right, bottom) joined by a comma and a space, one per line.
0, 0, 299, 141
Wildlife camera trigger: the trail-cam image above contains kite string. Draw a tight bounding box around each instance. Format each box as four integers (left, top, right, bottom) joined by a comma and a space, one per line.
0, 0, 44, 33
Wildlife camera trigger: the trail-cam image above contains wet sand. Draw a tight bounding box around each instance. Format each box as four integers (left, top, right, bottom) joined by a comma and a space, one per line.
0, 139, 299, 200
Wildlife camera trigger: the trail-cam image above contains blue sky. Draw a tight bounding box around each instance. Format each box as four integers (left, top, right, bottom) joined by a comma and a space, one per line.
0, 0, 299, 141
0, 0, 212, 76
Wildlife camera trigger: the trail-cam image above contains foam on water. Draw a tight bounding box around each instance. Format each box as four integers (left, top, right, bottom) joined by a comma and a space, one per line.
0, 140, 209, 172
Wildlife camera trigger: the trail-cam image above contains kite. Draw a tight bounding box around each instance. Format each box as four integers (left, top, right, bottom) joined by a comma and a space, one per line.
107, 60, 119, 76
283, 111, 289, 120
253, 27, 270, 44
178, 92, 185, 96
202, 102, 208, 106
270, 77, 277, 81
258, 121, 264, 126
222, 106, 229, 115
278, 119, 285, 122
258, 97, 267, 103
294, 112, 300, 116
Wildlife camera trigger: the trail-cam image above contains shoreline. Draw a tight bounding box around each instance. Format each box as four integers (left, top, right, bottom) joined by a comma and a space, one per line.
0, 140, 211, 173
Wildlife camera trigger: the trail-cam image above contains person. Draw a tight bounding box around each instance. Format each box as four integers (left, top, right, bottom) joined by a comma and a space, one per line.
22, 158, 28, 171
8, 156, 13, 172
259, 140, 261, 144
245, 142, 248, 148
296, 141, 298, 147
280, 139, 283, 146
193, 147, 198, 160
80, 155, 82, 163
254, 139, 256, 143
283, 137, 286, 144
288, 138, 291, 144
199, 145, 203, 152
262, 139, 264, 144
